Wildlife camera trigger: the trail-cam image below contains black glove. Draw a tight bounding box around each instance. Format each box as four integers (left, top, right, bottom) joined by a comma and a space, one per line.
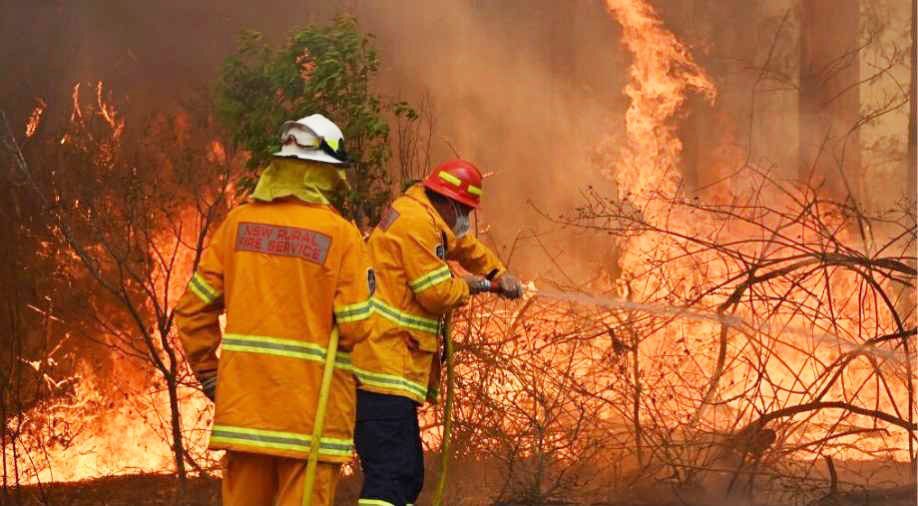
462, 274, 492, 295
496, 273, 523, 299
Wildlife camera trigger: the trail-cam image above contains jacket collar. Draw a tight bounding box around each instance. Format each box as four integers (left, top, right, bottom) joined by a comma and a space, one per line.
404, 184, 456, 242
251, 157, 346, 205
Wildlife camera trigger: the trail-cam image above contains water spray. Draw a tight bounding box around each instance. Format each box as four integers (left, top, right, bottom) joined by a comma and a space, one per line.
527, 285, 907, 361
432, 280, 906, 502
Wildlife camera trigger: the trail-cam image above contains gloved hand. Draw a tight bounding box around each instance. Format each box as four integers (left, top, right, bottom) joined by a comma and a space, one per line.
462, 274, 492, 295
496, 273, 523, 299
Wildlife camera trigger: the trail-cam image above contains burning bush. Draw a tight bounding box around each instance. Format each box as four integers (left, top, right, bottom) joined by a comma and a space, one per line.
2, 84, 238, 488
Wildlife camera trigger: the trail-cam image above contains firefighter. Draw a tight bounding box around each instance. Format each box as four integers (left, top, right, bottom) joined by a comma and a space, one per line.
175, 114, 374, 506
352, 159, 523, 506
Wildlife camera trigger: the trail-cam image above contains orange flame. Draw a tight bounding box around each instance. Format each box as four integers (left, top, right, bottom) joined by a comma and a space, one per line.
25, 99, 46, 138
70, 83, 83, 124
8, 226, 218, 484
603, 0, 715, 198
600, 0, 909, 464
8, 364, 213, 484
96, 81, 125, 140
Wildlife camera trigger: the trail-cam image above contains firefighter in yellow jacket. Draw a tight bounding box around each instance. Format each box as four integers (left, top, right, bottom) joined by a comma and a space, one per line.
352, 160, 523, 506
175, 114, 374, 506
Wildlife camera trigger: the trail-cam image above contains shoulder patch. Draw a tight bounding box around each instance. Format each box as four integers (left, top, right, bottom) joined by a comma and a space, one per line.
235, 222, 332, 265
377, 207, 400, 231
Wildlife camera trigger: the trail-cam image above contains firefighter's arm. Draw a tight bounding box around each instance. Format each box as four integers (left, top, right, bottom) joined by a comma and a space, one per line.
401, 228, 470, 316
174, 220, 228, 400
447, 233, 507, 279
333, 226, 374, 351
449, 234, 524, 299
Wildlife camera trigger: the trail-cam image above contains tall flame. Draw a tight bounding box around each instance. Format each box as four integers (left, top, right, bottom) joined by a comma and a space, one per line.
599, 0, 909, 466
603, 0, 715, 198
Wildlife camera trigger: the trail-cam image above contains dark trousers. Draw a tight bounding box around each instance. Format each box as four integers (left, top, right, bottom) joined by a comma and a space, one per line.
355, 390, 424, 506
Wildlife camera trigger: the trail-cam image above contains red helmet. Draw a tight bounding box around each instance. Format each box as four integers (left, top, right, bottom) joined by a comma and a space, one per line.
423, 160, 483, 209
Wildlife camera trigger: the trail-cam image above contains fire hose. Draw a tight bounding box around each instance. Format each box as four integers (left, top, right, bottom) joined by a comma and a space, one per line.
303, 286, 721, 505
302, 326, 340, 506
305, 288, 500, 506
431, 310, 455, 506
432, 275, 502, 506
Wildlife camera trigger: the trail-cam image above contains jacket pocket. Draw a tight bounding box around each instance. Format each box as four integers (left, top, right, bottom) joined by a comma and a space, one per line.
409, 328, 440, 353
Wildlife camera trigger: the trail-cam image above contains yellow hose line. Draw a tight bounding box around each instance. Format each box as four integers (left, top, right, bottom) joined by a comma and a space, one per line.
303, 326, 340, 506
432, 313, 454, 506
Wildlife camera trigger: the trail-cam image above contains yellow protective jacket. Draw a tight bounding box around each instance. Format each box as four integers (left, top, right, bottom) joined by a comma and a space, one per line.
352, 184, 506, 403
175, 160, 374, 463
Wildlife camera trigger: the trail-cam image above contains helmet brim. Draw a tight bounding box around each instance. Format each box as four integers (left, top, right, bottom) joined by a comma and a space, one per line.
274, 145, 347, 165
423, 180, 480, 209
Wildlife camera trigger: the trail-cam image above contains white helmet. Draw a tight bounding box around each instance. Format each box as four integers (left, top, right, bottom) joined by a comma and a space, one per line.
274, 114, 349, 165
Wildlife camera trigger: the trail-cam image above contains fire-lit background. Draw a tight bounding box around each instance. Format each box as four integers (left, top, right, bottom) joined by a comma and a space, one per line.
0, 1, 915, 505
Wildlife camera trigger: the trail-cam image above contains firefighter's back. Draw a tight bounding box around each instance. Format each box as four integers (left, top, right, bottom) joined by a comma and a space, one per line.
176, 116, 375, 506
211, 199, 364, 462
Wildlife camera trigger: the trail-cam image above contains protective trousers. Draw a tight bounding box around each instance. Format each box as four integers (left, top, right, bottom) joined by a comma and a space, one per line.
222, 451, 340, 506
355, 390, 424, 506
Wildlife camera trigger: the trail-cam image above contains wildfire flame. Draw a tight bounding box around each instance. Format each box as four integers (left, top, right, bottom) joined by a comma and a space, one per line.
600, 0, 909, 465
7, 241, 216, 484
70, 83, 83, 125
7, 82, 217, 485
424, 2, 912, 492
10, 366, 213, 484
25, 99, 46, 138
603, 0, 716, 198
96, 81, 125, 140
5, 1, 911, 494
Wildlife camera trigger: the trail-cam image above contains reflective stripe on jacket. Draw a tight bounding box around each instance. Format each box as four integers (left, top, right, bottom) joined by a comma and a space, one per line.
352, 184, 506, 403
175, 198, 374, 462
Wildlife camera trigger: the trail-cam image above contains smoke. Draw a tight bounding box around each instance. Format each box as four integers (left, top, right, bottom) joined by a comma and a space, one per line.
0, 0, 638, 284
2, 0, 912, 280
345, 1, 631, 282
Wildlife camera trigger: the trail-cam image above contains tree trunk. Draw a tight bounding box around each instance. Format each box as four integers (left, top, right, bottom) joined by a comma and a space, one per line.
798, 0, 861, 202
909, 0, 916, 204
907, 0, 917, 467
674, 0, 704, 193
166, 375, 188, 484
631, 330, 643, 469
1, 381, 8, 503
672, 0, 757, 194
